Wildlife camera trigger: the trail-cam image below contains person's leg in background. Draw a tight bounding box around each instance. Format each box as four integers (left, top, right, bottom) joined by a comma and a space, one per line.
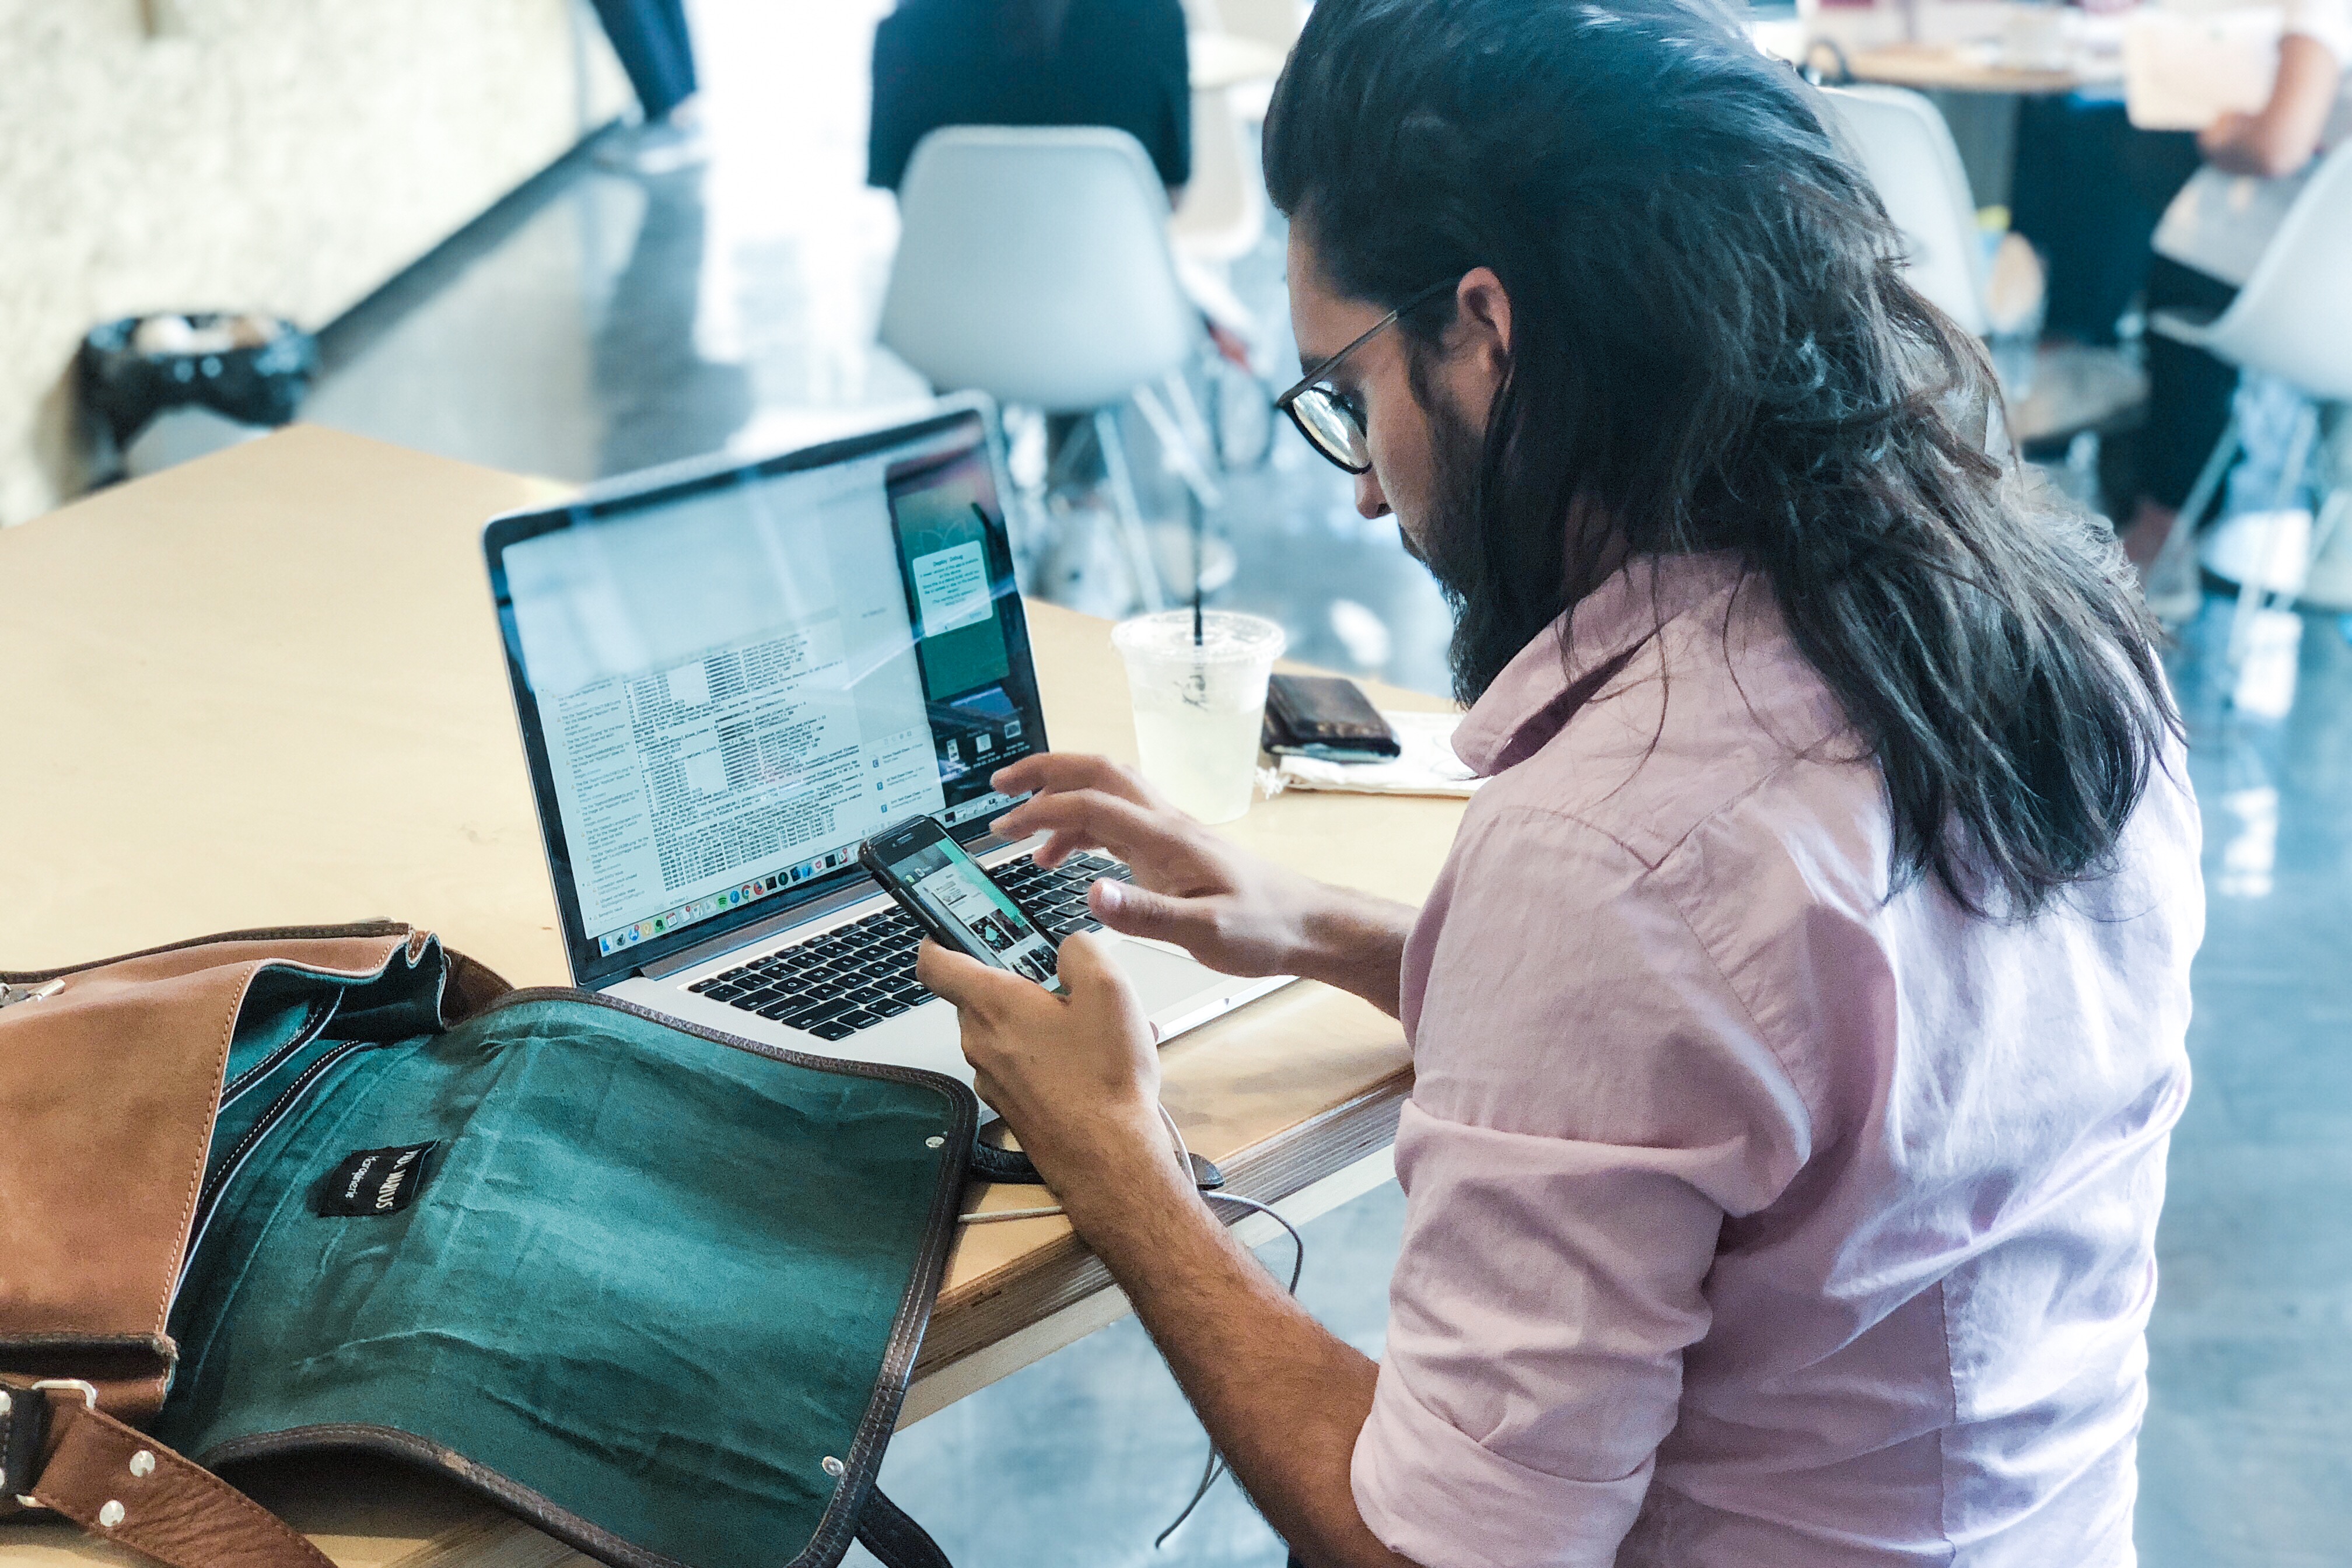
2011, 95, 2165, 344
589, 0, 701, 125
2121, 256, 2243, 566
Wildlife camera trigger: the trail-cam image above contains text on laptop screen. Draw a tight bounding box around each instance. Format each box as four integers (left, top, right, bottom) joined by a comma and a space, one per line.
497, 421, 1036, 960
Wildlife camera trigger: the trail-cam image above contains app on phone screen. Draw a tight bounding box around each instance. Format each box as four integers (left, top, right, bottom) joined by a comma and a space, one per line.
887, 839, 1059, 984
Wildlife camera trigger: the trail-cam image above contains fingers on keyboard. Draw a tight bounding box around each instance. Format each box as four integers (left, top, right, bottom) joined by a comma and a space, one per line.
694, 850, 1123, 1035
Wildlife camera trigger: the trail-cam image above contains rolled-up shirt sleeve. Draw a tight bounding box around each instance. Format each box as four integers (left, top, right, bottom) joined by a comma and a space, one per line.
2284, 0, 2352, 65
1352, 806, 1814, 1568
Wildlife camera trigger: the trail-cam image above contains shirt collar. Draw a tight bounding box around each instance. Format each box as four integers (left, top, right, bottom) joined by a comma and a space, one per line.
1451, 552, 1754, 777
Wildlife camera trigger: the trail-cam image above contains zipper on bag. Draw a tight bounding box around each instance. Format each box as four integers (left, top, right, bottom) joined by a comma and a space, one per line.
218, 995, 342, 1112
176, 1039, 380, 1297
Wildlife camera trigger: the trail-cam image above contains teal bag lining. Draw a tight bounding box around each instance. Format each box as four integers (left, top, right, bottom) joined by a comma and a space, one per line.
158, 942, 976, 1568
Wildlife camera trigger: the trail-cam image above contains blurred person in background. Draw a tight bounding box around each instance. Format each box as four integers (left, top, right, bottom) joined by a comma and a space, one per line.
867, 0, 1252, 428
589, 0, 706, 173
2123, 0, 2347, 566
867, 0, 1191, 195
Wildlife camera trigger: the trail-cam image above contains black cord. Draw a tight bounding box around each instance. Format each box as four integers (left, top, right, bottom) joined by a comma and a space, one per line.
1153, 1190, 1307, 1550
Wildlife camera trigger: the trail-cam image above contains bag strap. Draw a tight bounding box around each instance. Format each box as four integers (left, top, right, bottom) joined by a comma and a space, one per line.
3, 1380, 331, 1568
855, 1485, 953, 1568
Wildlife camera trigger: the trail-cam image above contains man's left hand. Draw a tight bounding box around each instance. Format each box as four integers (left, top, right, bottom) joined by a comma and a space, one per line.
917, 936, 1414, 1568
914, 933, 1175, 1200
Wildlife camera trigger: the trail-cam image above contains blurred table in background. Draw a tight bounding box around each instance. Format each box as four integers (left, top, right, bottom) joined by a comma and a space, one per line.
1838, 39, 2112, 96
1788, 2, 2131, 216
2008, 340, 2149, 452
1807, 0, 2127, 96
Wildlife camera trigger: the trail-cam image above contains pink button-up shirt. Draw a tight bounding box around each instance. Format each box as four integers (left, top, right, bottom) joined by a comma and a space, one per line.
1351, 555, 2202, 1567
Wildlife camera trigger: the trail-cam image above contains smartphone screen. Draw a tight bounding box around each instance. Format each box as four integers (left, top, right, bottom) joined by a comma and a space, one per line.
862, 817, 1062, 988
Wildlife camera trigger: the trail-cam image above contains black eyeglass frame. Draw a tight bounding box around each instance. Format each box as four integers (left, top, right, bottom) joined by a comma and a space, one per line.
1273, 278, 1463, 474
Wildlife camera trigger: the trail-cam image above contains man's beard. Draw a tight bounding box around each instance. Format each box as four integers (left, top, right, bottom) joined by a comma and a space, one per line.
1413, 383, 1544, 705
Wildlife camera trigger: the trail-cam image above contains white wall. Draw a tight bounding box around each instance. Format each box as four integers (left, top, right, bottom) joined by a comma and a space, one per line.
0, 0, 628, 524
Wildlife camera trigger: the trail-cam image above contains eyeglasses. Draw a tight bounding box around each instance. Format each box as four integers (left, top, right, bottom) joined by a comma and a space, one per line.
1274, 278, 1461, 474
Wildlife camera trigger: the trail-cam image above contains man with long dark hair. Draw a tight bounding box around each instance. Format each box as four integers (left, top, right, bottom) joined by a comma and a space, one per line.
919, 2, 2203, 1562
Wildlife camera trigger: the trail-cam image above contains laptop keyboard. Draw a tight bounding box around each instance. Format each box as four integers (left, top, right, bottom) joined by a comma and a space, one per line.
683, 852, 1133, 1042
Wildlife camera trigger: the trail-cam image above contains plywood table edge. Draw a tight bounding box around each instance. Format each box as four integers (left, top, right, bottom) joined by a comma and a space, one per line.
898, 1139, 1404, 1427
911, 1065, 1412, 1378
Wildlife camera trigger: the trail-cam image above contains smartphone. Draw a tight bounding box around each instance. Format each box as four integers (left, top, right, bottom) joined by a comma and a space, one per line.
859, 816, 1064, 990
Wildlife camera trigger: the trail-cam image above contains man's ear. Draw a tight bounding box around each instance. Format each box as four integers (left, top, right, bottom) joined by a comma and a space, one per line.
1453, 267, 1513, 372
1437, 267, 1513, 432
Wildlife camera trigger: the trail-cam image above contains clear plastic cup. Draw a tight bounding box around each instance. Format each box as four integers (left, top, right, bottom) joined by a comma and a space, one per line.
1111, 610, 1287, 825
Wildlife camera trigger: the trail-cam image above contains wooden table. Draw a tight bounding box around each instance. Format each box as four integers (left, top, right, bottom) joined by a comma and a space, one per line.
0, 427, 1466, 1566
1837, 41, 2111, 97
1806, 4, 2123, 97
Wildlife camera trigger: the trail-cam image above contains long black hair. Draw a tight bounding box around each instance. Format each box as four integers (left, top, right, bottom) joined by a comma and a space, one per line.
1264, 0, 2178, 919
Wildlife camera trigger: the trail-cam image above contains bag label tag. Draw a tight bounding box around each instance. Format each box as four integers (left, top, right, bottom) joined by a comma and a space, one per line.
313, 1141, 440, 1217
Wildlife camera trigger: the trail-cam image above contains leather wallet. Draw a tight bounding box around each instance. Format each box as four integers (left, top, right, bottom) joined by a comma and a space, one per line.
1263, 673, 1401, 761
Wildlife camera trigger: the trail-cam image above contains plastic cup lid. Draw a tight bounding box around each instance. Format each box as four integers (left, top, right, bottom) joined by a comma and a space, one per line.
1111, 610, 1287, 665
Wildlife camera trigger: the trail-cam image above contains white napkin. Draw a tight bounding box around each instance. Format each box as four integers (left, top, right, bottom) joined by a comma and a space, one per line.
1273, 710, 1484, 797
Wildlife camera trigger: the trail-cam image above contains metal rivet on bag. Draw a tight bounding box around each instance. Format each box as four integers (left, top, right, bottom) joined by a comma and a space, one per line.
821, 1455, 845, 1478
925, 1135, 944, 1149
99, 1500, 125, 1528
129, 1451, 155, 1479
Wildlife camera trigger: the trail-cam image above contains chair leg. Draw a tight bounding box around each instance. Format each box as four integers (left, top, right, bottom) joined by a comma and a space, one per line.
1094, 407, 1166, 612
2310, 488, 2348, 562
2228, 401, 2320, 667
1160, 371, 1225, 494
1045, 414, 1100, 492
1132, 377, 1225, 512
2299, 486, 2352, 612
2176, 412, 2243, 538
2145, 415, 2239, 625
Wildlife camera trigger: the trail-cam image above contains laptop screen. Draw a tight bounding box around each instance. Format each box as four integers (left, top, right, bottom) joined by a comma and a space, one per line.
484, 404, 1046, 986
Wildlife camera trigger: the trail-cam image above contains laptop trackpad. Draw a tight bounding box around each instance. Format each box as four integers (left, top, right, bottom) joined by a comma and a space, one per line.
1108, 939, 1224, 1016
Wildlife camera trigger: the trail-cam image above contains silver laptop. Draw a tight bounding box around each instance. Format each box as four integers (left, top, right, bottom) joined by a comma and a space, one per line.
482, 396, 1286, 1090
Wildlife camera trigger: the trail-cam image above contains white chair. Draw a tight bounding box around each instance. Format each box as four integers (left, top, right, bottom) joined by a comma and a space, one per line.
1171, 86, 1265, 264
1194, 0, 1305, 52
2151, 141, 2352, 635
1183, 0, 1300, 119
1818, 84, 1992, 336
880, 127, 1206, 610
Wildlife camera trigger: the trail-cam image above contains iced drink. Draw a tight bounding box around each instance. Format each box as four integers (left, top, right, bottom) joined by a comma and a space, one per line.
1111, 611, 1287, 825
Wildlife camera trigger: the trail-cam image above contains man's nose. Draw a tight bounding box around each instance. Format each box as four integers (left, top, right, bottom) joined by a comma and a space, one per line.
1354, 467, 1391, 520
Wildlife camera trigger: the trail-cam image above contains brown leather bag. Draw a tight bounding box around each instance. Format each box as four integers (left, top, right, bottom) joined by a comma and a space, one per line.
2, 921, 979, 1568
0, 923, 506, 1568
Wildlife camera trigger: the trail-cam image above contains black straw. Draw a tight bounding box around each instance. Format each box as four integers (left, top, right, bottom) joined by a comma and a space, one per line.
1191, 495, 1205, 646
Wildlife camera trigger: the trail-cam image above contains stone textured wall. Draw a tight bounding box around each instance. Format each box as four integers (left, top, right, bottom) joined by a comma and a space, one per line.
0, 0, 627, 524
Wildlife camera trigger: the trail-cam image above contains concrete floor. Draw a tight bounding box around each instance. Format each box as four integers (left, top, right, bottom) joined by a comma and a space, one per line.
293, 3, 2351, 1560
2137, 603, 2352, 1568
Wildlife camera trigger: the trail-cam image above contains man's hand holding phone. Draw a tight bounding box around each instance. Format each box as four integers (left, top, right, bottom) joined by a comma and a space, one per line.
914, 933, 1172, 1204
986, 754, 1416, 1016
897, 750, 1422, 1196
862, 810, 1170, 1191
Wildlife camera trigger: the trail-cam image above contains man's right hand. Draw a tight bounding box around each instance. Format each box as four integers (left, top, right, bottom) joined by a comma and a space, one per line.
988, 753, 1416, 1013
